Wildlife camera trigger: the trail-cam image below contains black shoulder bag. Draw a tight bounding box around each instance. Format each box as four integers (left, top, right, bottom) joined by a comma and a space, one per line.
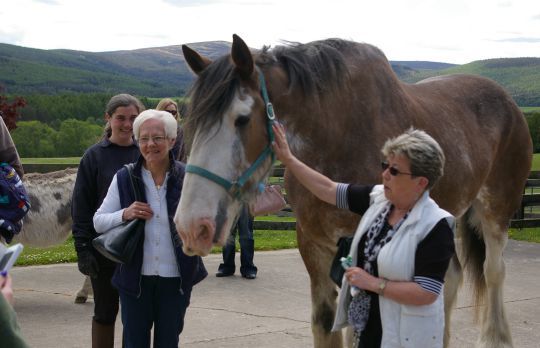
329, 236, 354, 287
92, 164, 145, 264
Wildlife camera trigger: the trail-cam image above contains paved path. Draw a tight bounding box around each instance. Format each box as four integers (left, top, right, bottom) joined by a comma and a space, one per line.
10, 239, 540, 347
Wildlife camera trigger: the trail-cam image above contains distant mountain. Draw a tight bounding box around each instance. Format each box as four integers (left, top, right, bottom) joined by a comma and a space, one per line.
395, 57, 540, 106
0, 41, 231, 97
0, 41, 538, 105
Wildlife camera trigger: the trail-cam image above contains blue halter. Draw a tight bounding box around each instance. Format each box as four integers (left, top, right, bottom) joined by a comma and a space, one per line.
185, 69, 276, 200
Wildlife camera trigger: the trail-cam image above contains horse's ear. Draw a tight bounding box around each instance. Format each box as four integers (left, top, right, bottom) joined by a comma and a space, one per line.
231, 34, 254, 80
182, 45, 212, 75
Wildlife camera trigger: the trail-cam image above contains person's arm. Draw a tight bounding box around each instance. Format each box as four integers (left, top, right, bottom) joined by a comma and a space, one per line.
71, 154, 98, 252
93, 174, 125, 233
0, 117, 23, 179
345, 219, 455, 306
272, 122, 337, 205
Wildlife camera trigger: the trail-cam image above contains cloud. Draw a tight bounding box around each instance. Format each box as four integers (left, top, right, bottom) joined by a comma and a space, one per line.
0, 29, 25, 46
494, 37, 540, 43
31, 0, 60, 5
163, 0, 270, 7
163, 0, 221, 6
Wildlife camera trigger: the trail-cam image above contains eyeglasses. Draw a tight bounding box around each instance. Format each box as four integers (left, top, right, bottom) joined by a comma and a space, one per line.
165, 109, 177, 116
381, 161, 413, 176
139, 136, 167, 144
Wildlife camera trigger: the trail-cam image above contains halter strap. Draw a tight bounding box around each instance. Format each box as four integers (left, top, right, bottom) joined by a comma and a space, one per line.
185, 68, 277, 200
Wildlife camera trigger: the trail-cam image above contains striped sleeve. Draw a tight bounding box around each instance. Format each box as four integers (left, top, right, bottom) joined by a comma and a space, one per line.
336, 183, 350, 209
414, 276, 444, 295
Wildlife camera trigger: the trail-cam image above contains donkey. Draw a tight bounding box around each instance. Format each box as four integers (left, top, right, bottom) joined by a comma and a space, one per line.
175, 35, 532, 348
11, 168, 92, 303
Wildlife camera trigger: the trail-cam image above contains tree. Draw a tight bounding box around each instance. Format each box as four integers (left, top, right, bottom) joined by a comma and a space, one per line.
11, 121, 57, 157
0, 86, 26, 130
55, 119, 102, 156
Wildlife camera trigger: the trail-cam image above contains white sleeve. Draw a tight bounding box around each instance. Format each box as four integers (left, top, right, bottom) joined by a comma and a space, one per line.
93, 174, 126, 233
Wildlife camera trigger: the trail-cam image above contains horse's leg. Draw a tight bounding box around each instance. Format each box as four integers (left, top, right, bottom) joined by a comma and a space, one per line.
476, 217, 512, 348
297, 222, 344, 348
463, 200, 513, 348
443, 253, 463, 348
74, 275, 93, 304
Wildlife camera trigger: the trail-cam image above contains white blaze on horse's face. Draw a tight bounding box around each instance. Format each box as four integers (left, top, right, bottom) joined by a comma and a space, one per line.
175, 91, 255, 256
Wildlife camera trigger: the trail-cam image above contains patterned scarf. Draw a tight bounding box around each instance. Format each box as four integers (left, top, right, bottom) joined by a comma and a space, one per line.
348, 203, 409, 333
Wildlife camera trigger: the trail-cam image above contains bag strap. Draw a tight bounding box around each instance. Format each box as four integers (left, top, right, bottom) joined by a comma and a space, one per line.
125, 163, 141, 201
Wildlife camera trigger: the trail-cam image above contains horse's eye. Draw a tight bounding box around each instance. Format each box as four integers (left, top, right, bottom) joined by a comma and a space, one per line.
235, 115, 250, 127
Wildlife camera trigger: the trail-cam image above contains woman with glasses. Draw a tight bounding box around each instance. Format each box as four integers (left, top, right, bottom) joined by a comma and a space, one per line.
272, 124, 455, 348
93, 110, 207, 348
156, 98, 186, 162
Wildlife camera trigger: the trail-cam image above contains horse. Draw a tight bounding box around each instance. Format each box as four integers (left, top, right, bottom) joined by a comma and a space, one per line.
11, 168, 92, 303
174, 34, 532, 348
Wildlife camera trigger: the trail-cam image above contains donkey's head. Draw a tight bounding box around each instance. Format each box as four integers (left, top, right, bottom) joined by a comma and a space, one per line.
175, 34, 276, 256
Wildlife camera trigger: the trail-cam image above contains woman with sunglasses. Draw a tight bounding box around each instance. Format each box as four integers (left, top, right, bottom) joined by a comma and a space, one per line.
156, 98, 186, 162
272, 124, 455, 348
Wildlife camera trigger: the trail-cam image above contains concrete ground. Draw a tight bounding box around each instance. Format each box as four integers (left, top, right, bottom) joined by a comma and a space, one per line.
10, 239, 540, 347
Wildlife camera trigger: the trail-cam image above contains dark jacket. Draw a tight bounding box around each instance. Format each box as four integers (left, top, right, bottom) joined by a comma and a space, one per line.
111, 156, 207, 297
71, 138, 140, 267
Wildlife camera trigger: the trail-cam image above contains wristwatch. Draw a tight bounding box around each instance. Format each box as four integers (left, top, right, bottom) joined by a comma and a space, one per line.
378, 278, 388, 296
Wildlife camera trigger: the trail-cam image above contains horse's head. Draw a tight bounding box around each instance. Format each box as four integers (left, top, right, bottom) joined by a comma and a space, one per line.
175, 34, 276, 256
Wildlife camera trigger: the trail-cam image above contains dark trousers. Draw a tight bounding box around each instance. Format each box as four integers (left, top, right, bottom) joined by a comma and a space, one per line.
119, 276, 190, 348
90, 266, 119, 325
218, 205, 257, 275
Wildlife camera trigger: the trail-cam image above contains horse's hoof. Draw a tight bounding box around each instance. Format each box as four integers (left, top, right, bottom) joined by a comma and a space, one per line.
74, 296, 88, 304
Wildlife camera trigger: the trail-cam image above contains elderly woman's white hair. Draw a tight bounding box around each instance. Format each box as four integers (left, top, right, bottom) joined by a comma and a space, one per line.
133, 109, 178, 140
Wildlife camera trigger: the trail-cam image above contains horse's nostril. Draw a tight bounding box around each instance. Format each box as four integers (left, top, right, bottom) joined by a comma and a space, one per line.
198, 224, 210, 241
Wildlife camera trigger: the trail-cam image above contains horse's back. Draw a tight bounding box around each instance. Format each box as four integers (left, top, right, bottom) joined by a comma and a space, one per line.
400, 73, 532, 216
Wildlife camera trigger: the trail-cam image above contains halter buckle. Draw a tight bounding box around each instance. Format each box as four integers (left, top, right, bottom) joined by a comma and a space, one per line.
266, 102, 276, 120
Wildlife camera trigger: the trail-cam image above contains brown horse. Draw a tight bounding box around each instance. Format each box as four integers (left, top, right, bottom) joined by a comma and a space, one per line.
175, 34, 532, 348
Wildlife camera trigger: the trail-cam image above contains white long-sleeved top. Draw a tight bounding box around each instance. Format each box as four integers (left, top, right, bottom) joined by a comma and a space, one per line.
93, 167, 179, 277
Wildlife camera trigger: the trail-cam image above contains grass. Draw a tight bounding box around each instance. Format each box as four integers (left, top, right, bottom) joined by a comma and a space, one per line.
522, 106, 540, 113
21, 157, 80, 164
532, 153, 540, 171
15, 228, 298, 267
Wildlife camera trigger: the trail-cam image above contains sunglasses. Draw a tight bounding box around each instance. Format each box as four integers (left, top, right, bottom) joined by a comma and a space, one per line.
381, 161, 413, 176
165, 109, 178, 116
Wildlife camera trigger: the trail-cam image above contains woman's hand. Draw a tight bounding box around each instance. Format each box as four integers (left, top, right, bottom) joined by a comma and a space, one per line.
122, 201, 153, 221
0, 273, 14, 305
272, 122, 295, 165
345, 267, 379, 293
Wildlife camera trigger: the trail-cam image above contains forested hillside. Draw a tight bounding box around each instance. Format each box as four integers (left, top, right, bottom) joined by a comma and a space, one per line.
1, 41, 539, 105
0, 41, 230, 96
396, 58, 540, 106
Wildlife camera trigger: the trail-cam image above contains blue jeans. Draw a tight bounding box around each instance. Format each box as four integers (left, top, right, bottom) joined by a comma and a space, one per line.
218, 205, 257, 275
119, 276, 190, 348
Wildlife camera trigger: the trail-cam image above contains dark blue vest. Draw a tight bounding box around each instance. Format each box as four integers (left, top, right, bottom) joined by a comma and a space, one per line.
111, 156, 207, 297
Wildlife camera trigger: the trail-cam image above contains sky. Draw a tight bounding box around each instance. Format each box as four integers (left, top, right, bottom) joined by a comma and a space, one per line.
0, 0, 538, 64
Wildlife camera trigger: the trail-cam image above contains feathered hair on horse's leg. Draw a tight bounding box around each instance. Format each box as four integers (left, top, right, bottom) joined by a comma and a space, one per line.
458, 206, 486, 323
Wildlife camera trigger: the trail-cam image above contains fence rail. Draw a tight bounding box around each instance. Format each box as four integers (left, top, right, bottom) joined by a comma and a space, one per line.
23, 164, 540, 229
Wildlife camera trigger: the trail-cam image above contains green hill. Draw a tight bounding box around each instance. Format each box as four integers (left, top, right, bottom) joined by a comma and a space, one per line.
1, 41, 538, 106
0, 41, 231, 97
394, 58, 540, 106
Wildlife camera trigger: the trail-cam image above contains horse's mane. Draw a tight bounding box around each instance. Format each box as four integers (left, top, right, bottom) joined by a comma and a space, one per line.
184, 39, 385, 144
184, 56, 240, 145
258, 39, 353, 103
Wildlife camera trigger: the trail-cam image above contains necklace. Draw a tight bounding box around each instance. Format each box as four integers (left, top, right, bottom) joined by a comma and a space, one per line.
156, 184, 161, 190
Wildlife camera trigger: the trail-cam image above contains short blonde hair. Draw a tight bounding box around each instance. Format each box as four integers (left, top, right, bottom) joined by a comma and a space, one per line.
133, 110, 178, 140
381, 128, 445, 190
